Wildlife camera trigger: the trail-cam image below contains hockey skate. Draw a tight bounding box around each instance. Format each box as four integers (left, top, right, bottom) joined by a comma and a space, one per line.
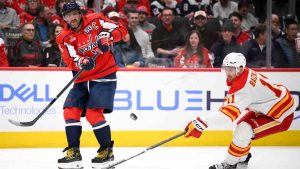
58, 147, 83, 169
91, 145, 115, 169
209, 153, 252, 169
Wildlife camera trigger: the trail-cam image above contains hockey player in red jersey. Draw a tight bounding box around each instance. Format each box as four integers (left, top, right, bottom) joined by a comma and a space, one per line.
185, 53, 296, 169
56, 2, 127, 169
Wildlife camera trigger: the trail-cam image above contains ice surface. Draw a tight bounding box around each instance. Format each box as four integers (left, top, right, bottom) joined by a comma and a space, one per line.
0, 147, 299, 169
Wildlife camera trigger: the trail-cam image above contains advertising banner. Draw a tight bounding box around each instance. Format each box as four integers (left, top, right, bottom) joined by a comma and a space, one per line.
1, 70, 299, 132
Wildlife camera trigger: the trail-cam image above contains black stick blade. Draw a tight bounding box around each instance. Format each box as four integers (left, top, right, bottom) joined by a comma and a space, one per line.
8, 119, 33, 127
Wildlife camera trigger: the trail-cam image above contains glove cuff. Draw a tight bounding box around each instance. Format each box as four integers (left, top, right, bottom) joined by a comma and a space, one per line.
192, 117, 208, 132
99, 31, 113, 41
76, 57, 84, 69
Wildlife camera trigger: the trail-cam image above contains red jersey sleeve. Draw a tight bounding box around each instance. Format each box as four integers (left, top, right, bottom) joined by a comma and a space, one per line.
95, 14, 128, 42
56, 29, 81, 71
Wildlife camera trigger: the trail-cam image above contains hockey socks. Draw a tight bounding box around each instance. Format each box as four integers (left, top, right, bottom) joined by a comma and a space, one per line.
92, 120, 111, 148
65, 120, 82, 148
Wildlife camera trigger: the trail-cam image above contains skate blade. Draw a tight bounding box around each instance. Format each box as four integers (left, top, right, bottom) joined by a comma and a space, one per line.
58, 161, 83, 169
236, 163, 248, 169
92, 161, 115, 169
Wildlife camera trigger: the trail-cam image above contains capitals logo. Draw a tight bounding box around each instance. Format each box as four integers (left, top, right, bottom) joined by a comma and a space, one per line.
78, 34, 98, 54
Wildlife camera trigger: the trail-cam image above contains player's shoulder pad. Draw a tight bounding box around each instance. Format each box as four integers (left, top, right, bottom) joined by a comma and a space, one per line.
85, 12, 105, 21
56, 28, 76, 44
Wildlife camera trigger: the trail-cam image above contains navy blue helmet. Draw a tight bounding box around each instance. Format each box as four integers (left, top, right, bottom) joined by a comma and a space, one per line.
62, 2, 81, 16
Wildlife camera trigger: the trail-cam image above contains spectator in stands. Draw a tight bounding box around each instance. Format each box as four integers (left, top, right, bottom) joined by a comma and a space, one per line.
137, 6, 156, 41
164, 0, 178, 13
151, 7, 185, 63
212, 0, 238, 20
0, 0, 20, 29
40, 0, 55, 13
5, 0, 27, 14
10, 23, 45, 67
150, 0, 165, 17
192, 10, 207, 31
117, 0, 151, 16
117, 0, 142, 27
19, 0, 40, 24
210, 19, 241, 67
191, 10, 220, 49
242, 24, 284, 68
176, 0, 203, 17
276, 20, 300, 68
51, 0, 70, 26
150, 0, 179, 17
107, 11, 120, 23
174, 30, 212, 68
32, 5, 53, 48
127, 10, 155, 59
100, 0, 116, 11
271, 14, 284, 40
45, 24, 64, 67
113, 28, 145, 67
121, 0, 139, 14
238, 0, 258, 32
0, 37, 8, 67
229, 12, 250, 45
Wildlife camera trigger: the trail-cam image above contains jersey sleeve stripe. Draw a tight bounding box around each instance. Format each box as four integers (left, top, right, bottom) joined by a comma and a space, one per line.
275, 99, 294, 119
219, 105, 241, 121
267, 91, 294, 119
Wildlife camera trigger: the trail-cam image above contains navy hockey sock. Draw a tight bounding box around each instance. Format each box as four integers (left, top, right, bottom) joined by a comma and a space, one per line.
92, 120, 111, 148
65, 120, 82, 148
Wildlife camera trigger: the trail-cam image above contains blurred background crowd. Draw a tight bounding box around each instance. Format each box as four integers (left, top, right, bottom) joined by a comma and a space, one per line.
0, 0, 300, 68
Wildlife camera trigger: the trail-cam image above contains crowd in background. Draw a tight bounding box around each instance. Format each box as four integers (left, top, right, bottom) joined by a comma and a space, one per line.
0, 0, 300, 68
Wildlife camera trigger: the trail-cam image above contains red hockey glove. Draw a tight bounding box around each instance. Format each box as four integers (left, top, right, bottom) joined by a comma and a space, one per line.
78, 57, 95, 70
97, 31, 112, 53
185, 117, 208, 138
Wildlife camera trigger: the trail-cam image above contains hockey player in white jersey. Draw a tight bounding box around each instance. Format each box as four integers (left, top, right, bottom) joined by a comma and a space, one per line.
184, 52, 296, 169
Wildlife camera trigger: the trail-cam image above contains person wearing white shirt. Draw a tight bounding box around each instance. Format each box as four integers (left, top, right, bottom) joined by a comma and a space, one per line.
127, 10, 155, 58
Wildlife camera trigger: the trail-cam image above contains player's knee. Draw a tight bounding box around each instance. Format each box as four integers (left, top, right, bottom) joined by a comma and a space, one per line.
233, 122, 254, 144
64, 107, 82, 121
86, 108, 105, 125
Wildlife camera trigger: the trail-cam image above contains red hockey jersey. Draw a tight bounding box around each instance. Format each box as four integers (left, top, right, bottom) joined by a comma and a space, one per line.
56, 13, 128, 83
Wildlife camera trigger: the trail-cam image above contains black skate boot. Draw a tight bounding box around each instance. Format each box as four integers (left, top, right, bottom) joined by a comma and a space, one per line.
91, 141, 114, 169
209, 153, 252, 169
236, 153, 252, 169
58, 147, 83, 169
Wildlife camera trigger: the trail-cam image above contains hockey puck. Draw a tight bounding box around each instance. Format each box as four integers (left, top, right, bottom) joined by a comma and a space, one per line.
130, 113, 138, 120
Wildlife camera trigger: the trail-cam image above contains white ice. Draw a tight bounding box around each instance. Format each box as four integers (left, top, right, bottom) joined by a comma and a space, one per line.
0, 147, 299, 169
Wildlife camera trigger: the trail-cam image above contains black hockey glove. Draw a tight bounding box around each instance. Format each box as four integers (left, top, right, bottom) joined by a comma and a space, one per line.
97, 31, 112, 53
78, 57, 95, 71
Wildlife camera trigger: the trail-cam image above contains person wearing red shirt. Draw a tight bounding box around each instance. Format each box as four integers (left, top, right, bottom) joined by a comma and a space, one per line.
174, 30, 212, 68
0, 38, 9, 67
229, 12, 250, 45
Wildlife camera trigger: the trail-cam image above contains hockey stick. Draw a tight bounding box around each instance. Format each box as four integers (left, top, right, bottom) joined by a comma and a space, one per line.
8, 51, 100, 127
102, 131, 187, 169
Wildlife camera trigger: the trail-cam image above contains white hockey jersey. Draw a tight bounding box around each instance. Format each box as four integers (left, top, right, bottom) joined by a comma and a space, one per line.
219, 68, 296, 123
